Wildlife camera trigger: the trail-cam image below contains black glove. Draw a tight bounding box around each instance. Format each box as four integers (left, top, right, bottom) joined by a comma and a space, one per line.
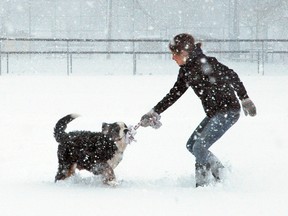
140, 109, 162, 129
241, 98, 256, 117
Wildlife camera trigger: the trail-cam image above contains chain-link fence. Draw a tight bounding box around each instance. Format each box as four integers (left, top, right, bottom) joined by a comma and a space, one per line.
0, 38, 287, 75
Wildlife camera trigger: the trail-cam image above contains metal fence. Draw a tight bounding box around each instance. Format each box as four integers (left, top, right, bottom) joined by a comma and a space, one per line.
0, 38, 287, 75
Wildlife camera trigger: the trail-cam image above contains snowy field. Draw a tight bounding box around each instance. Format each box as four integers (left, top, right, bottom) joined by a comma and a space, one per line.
0, 58, 287, 216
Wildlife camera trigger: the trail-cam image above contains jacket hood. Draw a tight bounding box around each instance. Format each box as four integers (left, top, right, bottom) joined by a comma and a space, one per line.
180, 43, 203, 68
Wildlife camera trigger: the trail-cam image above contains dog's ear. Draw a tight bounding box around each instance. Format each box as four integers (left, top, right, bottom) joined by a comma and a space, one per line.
102, 123, 109, 134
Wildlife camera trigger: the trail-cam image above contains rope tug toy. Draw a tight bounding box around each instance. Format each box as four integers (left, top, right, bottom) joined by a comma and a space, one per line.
125, 122, 141, 144
125, 115, 162, 144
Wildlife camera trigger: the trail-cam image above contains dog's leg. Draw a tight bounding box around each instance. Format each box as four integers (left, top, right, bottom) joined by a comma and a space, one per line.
55, 163, 76, 182
91, 162, 116, 185
102, 166, 116, 186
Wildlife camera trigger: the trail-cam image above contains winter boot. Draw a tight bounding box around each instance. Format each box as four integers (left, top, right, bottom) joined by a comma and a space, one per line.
195, 163, 211, 187
210, 161, 224, 182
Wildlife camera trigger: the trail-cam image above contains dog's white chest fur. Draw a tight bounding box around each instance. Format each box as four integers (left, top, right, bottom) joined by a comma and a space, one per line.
107, 139, 128, 169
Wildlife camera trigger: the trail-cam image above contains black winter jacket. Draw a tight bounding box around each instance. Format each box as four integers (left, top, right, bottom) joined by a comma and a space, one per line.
153, 46, 248, 117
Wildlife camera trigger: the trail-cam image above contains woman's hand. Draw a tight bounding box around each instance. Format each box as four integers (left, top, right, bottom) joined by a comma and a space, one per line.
140, 109, 162, 129
241, 98, 257, 117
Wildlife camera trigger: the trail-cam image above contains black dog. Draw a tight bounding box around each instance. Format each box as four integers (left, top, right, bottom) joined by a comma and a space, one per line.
54, 114, 129, 185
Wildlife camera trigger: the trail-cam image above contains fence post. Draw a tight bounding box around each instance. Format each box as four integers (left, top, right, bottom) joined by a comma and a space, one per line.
261, 40, 265, 75
0, 41, 2, 76
6, 53, 9, 74
257, 50, 260, 74
132, 40, 136, 75
70, 54, 72, 74
66, 41, 70, 75
219, 41, 222, 59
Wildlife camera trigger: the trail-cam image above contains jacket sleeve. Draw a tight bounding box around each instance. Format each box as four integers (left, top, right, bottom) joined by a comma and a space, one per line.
221, 64, 249, 100
207, 56, 248, 100
153, 71, 188, 114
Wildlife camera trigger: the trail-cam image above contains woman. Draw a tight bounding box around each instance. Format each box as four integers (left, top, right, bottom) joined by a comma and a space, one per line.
140, 33, 256, 187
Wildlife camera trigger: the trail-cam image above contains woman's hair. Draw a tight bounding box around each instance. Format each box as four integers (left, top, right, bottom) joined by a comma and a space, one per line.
169, 33, 201, 53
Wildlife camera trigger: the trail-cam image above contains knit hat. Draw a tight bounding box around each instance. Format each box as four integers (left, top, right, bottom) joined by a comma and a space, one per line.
169, 33, 196, 53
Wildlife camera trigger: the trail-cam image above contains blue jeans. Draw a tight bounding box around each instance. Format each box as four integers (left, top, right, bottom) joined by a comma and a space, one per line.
186, 110, 240, 165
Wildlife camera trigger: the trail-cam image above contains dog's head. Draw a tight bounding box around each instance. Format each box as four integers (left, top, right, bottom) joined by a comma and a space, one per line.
102, 122, 128, 142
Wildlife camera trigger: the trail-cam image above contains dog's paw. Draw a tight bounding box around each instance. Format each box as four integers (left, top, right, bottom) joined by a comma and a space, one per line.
105, 180, 121, 187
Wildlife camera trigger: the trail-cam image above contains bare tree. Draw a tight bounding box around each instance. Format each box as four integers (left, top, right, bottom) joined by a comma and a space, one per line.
239, 0, 285, 38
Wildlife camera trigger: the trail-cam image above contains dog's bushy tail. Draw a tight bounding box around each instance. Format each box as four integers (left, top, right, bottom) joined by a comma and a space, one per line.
54, 114, 80, 143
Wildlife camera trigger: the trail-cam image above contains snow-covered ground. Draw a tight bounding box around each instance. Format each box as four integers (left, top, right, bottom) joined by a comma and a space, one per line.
0, 58, 287, 216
